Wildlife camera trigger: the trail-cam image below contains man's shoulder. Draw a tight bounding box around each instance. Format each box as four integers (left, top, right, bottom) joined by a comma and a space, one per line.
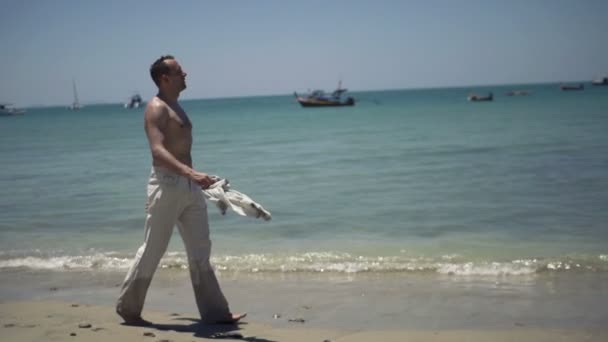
147, 96, 167, 109
145, 97, 169, 117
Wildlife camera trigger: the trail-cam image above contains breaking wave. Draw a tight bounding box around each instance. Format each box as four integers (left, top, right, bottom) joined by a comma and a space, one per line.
1, 251, 607, 276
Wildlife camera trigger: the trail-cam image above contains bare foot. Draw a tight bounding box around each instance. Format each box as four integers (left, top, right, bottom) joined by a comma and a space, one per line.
117, 310, 152, 326
121, 317, 152, 326
214, 313, 247, 325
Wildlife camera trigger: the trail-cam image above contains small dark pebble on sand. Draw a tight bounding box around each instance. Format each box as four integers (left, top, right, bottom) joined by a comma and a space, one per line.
78, 323, 92, 328
169, 313, 180, 316
288, 318, 306, 323
49, 287, 58, 291
210, 332, 244, 339
273, 314, 281, 319
143, 331, 156, 337
4, 323, 16, 328
70, 332, 77, 336
71, 304, 79, 307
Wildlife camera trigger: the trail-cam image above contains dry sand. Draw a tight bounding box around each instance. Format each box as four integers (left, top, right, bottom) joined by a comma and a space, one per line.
1, 300, 606, 342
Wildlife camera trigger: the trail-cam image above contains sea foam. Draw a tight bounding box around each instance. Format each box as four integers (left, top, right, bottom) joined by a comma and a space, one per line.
1, 251, 606, 276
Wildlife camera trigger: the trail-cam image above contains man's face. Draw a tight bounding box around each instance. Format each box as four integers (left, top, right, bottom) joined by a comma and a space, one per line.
164, 59, 187, 91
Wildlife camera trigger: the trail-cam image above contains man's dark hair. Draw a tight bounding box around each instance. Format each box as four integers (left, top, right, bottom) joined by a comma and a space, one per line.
150, 55, 175, 87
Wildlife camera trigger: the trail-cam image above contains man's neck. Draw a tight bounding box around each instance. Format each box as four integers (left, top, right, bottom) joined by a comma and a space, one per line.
157, 90, 179, 104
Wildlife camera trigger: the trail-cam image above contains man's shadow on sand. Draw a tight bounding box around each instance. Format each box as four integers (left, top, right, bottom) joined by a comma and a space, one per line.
121, 317, 277, 341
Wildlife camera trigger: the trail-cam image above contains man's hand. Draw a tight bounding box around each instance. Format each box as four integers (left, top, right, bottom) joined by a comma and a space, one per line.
190, 171, 215, 189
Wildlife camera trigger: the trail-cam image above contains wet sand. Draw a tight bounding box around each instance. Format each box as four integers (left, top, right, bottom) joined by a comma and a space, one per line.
1, 269, 607, 341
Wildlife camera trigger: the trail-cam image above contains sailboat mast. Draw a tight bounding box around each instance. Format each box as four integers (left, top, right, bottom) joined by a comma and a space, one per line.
72, 79, 80, 107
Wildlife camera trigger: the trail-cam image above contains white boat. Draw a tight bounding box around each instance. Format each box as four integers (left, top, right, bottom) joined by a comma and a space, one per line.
294, 80, 356, 107
592, 77, 608, 86
124, 93, 144, 109
69, 79, 82, 110
0, 103, 25, 116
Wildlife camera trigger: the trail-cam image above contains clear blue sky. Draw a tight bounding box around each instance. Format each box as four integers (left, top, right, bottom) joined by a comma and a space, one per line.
2, 0, 607, 107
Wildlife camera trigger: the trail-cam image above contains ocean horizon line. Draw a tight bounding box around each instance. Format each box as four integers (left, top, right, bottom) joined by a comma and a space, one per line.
20, 79, 596, 109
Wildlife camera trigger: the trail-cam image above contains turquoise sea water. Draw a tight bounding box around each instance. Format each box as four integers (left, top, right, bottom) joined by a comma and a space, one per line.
1, 84, 607, 276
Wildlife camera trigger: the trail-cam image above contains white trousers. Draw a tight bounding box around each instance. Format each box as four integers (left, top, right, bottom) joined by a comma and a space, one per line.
116, 167, 231, 322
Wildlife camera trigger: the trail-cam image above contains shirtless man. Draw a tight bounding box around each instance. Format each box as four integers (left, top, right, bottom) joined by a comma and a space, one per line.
116, 55, 245, 325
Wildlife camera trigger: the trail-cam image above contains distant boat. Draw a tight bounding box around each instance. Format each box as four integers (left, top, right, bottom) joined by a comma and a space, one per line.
69, 79, 82, 110
560, 83, 584, 91
294, 81, 355, 107
124, 93, 144, 109
505, 90, 530, 96
591, 77, 608, 86
468, 92, 493, 102
0, 103, 25, 116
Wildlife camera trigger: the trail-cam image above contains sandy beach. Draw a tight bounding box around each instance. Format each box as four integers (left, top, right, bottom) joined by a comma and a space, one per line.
1, 269, 607, 341
2, 300, 607, 342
